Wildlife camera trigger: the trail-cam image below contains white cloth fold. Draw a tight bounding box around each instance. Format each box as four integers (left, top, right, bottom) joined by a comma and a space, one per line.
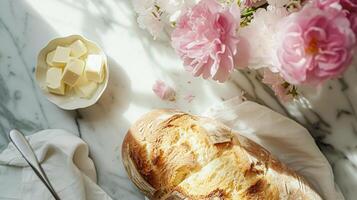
0, 129, 112, 200
203, 97, 344, 200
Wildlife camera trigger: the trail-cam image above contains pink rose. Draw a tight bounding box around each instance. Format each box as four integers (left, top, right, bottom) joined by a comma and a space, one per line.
340, 0, 357, 11
277, 4, 356, 85
315, 0, 339, 8
171, 0, 242, 82
262, 69, 292, 102
349, 12, 357, 35
316, 0, 357, 37
341, 0, 357, 35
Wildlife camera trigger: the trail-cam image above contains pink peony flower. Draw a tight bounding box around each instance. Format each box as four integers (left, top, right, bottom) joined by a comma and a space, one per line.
314, 0, 340, 8
316, 0, 357, 38
262, 69, 292, 102
340, 0, 357, 36
277, 4, 356, 85
349, 12, 357, 35
152, 80, 176, 101
340, 0, 357, 11
171, 0, 242, 82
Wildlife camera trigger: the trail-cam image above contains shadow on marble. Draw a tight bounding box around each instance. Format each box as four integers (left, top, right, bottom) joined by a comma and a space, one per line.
95, 56, 132, 117
117, 0, 178, 64
0, 0, 78, 149
114, 0, 246, 113
72, 57, 145, 199
55, 0, 129, 50
75, 56, 133, 144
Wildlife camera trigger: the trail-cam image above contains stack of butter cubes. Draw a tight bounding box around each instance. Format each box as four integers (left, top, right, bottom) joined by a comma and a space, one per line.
45, 40, 104, 98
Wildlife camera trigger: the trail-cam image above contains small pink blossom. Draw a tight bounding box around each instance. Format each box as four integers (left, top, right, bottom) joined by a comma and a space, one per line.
184, 93, 195, 103
262, 69, 292, 102
242, 0, 254, 6
277, 4, 356, 85
152, 80, 176, 101
171, 0, 243, 82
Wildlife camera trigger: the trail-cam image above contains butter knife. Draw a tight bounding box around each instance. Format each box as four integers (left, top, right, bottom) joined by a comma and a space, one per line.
9, 129, 61, 200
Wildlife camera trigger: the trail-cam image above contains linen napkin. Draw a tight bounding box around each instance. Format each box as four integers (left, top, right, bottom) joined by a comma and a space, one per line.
203, 97, 344, 200
0, 129, 112, 200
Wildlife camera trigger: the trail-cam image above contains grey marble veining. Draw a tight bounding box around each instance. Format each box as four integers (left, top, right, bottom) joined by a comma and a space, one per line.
0, 0, 356, 199
0, 0, 79, 150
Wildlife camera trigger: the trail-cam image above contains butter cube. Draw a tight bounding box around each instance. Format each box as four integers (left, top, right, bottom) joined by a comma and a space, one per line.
62, 58, 85, 87
69, 40, 87, 58
74, 74, 98, 98
76, 72, 89, 85
85, 54, 104, 83
46, 68, 65, 95
52, 46, 71, 67
75, 81, 98, 98
46, 51, 56, 67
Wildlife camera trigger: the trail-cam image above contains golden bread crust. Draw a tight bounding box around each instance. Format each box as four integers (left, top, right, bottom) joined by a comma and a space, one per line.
122, 109, 322, 200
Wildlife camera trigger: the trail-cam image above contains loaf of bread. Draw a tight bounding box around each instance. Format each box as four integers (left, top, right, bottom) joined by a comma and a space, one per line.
122, 109, 322, 199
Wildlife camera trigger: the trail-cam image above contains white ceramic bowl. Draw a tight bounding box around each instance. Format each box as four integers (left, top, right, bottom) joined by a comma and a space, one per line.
36, 35, 109, 110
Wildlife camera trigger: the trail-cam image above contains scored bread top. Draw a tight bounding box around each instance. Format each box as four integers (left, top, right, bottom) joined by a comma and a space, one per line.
122, 109, 322, 200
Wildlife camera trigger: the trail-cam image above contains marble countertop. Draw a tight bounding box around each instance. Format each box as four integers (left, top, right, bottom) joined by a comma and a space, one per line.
0, 0, 356, 199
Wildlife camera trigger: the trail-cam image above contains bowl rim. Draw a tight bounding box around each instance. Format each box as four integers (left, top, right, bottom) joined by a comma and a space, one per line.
35, 34, 109, 110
